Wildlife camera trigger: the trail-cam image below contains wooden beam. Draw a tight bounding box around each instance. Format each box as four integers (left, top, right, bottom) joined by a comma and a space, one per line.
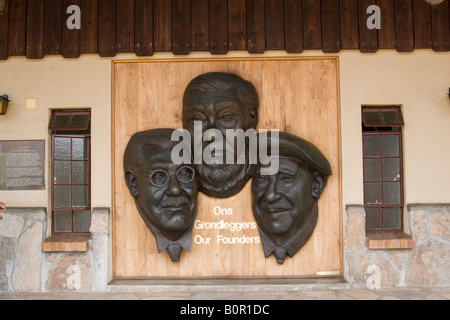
265, 0, 284, 50
117, 0, 135, 53
62, 0, 80, 58
191, 0, 210, 51
135, 0, 154, 56
285, 0, 303, 53
358, 0, 378, 53
431, 0, 450, 51
340, 0, 359, 49
303, 0, 322, 50
172, 0, 190, 55
377, 0, 396, 49
154, 0, 172, 52
412, 0, 432, 49
80, 0, 99, 54
8, 0, 27, 56
322, 0, 341, 53
247, 0, 265, 53
395, 0, 414, 52
0, 0, 9, 59
44, 0, 62, 55
210, 0, 228, 54
228, 0, 246, 50
98, 0, 117, 57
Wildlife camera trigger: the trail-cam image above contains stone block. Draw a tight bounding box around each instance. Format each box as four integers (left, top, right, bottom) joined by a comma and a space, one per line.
0, 236, 14, 260
430, 210, 450, 241
344, 206, 366, 251
0, 214, 25, 238
346, 251, 400, 288
0, 259, 7, 292
46, 254, 93, 292
90, 208, 110, 234
405, 239, 450, 286
409, 209, 428, 243
92, 234, 109, 292
12, 222, 43, 292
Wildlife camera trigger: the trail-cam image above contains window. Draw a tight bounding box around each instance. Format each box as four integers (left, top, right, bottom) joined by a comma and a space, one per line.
49, 110, 91, 234
49, 110, 90, 131
362, 106, 404, 232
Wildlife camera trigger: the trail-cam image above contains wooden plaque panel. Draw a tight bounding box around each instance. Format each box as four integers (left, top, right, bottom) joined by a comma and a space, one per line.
112, 58, 342, 279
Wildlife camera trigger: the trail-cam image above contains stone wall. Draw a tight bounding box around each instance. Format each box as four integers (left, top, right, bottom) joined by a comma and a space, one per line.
0, 208, 46, 292
0, 208, 110, 292
43, 208, 111, 292
1, 205, 448, 292
344, 204, 450, 288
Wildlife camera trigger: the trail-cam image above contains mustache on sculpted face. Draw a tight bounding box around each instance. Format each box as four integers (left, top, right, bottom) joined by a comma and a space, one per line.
159, 195, 190, 208
259, 198, 292, 211
195, 162, 246, 189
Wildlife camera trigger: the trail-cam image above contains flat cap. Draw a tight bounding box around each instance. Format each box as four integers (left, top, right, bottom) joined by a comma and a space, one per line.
260, 131, 332, 176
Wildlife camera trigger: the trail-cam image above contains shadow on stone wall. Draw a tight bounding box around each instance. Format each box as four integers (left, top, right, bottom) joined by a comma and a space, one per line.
0, 208, 110, 292
344, 204, 450, 288
1, 205, 448, 292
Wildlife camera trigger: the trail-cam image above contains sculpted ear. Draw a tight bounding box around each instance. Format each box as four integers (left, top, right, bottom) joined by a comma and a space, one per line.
312, 173, 328, 199
250, 106, 259, 128
125, 171, 139, 197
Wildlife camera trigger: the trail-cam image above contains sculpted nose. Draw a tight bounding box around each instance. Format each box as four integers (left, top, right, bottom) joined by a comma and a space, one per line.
166, 177, 182, 196
263, 180, 281, 203
206, 115, 216, 130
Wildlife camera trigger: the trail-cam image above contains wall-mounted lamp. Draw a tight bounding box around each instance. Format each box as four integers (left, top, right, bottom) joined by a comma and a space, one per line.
0, 95, 10, 115
0, 0, 7, 15
425, 0, 445, 5
448, 88, 450, 100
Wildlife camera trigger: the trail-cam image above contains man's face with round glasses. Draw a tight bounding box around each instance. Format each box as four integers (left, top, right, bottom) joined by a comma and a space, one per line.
132, 146, 198, 240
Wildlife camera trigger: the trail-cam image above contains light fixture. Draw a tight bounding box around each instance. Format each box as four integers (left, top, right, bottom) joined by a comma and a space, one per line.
0, 95, 10, 115
0, 0, 6, 15
448, 88, 450, 100
425, 0, 445, 5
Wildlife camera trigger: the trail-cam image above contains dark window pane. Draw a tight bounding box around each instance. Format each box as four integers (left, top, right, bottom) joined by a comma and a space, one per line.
362, 107, 403, 127
54, 161, 71, 185
365, 183, 382, 204
54, 210, 73, 232
383, 158, 400, 182
54, 186, 71, 208
383, 182, 401, 204
363, 110, 382, 125
383, 207, 401, 229
366, 207, 382, 229
73, 210, 91, 232
52, 114, 71, 128
70, 113, 90, 129
49, 111, 91, 131
72, 161, 88, 184
363, 135, 381, 157
72, 138, 88, 160
72, 185, 88, 207
382, 135, 399, 157
382, 110, 400, 124
364, 159, 382, 182
54, 137, 71, 160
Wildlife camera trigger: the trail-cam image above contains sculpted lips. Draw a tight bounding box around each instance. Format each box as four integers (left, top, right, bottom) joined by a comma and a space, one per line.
259, 200, 292, 213
160, 197, 190, 208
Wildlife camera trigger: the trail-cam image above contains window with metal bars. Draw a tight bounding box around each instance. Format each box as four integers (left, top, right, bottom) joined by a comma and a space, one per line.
49, 110, 91, 234
362, 106, 404, 232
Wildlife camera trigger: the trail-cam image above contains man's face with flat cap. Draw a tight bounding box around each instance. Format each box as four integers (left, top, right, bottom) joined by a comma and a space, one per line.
252, 157, 317, 244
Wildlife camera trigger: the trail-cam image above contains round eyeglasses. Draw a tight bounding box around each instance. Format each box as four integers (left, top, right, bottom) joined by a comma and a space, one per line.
148, 165, 195, 187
